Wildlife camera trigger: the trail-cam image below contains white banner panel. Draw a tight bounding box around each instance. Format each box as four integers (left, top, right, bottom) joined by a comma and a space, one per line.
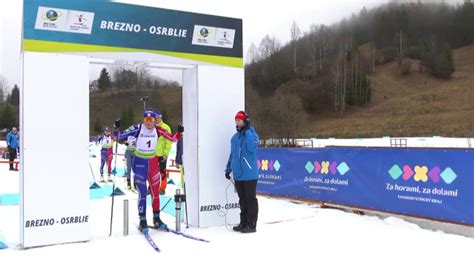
196, 65, 244, 227
182, 67, 200, 226
21, 52, 90, 248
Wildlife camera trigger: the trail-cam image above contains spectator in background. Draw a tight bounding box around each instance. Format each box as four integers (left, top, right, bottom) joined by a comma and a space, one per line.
124, 135, 137, 190
6, 127, 19, 171
97, 127, 115, 182
155, 110, 172, 195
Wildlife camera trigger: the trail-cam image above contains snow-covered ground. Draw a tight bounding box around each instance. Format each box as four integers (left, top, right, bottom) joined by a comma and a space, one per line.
1, 143, 474, 266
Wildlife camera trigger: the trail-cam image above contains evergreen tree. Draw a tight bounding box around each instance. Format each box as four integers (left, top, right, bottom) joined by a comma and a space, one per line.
0, 104, 15, 130
97, 68, 112, 92
93, 118, 102, 134
9, 85, 19, 106
433, 44, 455, 78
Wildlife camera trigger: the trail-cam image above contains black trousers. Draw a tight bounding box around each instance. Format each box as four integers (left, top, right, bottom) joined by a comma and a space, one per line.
234, 180, 258, 227
8, 147, 17, 170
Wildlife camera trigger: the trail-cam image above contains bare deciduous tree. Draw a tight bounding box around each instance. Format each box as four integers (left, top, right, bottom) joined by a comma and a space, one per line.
0, 74, 9, 104
258, 35, 281, 59
110, 61, 150, 93
318, 25, 332, 72
246, 42, 260, 64
290, 21, 301, 73
272, 90, 305, 146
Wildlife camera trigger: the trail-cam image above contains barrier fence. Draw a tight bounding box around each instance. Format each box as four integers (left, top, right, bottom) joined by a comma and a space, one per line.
257, 147, 474, 225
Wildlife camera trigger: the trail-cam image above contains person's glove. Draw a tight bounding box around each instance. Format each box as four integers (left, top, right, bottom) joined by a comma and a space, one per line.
177, 124, 184, 133
225, 172, 231, 180
114, 118, 121, 129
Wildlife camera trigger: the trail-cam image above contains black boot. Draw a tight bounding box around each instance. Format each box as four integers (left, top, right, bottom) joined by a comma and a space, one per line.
241, 222, 256, 233
153, 212, 168, 230
232, 223, 246, 232
139, 213, 148, 234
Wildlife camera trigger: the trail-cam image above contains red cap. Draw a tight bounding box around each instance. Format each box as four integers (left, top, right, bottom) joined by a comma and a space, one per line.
235, 111, 246, 121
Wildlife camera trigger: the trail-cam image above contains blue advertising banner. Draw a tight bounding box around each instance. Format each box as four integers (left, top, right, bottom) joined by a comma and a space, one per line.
257, 147, 474, 225
23, 0, 243, 67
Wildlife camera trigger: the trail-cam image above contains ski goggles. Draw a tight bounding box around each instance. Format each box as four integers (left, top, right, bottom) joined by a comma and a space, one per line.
143, 116, 155, 123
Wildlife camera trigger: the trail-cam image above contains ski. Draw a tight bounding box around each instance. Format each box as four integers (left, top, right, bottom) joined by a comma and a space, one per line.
168, 228, 210, 243
150, 226, 210, 243
139, 227, 161, 252
144, 233, 161, 252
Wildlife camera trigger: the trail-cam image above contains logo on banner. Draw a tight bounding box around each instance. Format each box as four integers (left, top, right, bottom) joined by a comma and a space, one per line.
258, 159, 282, 183
303, 161, 351, 190
258, 159, 281, 172
192, 25, 236, 49
77, 14, 86, 23
36, 7, 68, 31
199, 28, 210, 38
35, 6, 95, 35
386, 164, 459, 203
388, 164, 457, 184
66, 10, 95, 34
305, 161, 350, 176
215, 28, 235, 48
44, 9, 61, 21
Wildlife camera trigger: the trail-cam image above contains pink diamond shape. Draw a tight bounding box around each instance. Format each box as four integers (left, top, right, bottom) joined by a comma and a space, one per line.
314, 161, 321, 174
403, 165, 414, 181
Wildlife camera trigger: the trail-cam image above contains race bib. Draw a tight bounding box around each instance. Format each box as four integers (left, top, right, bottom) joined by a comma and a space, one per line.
101, 135, 112, 148
136, 126, 158, 154
127, 136, 137, 146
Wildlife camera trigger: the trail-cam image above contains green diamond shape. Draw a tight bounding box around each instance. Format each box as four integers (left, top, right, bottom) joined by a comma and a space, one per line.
274, 160, 281, 172
305, 161, 314, 174
388, 165, 403, 180
440, 167, 457, 184
337, 162, 350, 176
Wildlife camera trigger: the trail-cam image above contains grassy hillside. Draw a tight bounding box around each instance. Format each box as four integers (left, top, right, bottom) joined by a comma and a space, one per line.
301, 45, 474, 138
90, 46, 473, 139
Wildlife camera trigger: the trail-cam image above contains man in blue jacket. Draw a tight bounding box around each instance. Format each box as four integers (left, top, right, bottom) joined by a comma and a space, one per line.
6, 127, 19, 171
225, 111, 260, 233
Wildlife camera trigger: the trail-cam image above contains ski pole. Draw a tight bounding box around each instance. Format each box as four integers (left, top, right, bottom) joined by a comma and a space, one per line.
88, 161, 96, 182
161, 197, 172, 212
184, 182, 189, 228
109, 181, 116, 237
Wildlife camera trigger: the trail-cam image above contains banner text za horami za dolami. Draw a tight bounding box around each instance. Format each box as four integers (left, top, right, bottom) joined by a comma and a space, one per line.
23, 0, 243, 67
257, 147, 474, 225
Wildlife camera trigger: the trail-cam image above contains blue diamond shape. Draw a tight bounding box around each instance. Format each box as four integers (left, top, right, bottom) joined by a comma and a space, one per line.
274, 160, 281, 172
388, 165, 403, 180
440, 167, 457, 184
305, 161, 314, 174
337, 162, 350, 176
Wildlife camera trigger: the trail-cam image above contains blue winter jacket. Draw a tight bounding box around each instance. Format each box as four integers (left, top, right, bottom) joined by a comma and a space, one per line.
225, 125, 260, 181
7, 131, 19, 149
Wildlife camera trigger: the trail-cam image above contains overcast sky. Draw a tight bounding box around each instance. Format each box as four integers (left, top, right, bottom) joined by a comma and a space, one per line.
1, 0, 394, 89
